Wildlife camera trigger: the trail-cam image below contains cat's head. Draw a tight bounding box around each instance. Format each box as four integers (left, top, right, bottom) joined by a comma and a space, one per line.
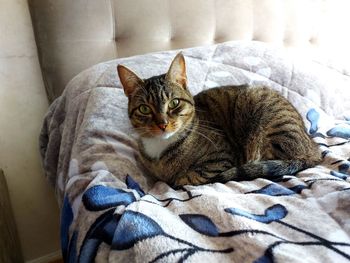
117, 53, 195, 139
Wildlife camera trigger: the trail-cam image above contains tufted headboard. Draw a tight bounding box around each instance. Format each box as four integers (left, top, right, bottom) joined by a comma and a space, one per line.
28, 0, 350, 102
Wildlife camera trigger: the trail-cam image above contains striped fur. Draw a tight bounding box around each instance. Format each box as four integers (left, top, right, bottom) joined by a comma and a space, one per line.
117, 53, 321, 187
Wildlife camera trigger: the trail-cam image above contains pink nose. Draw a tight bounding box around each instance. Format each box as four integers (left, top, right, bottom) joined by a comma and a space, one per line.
157, 124, 167, 131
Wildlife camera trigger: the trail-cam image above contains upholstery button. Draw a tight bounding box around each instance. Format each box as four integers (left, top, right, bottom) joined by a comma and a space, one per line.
309, 37, 318, 45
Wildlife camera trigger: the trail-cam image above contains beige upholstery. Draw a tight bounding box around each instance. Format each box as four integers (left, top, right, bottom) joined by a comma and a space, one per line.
0, 0, 60, 261
29, 0, 350, 102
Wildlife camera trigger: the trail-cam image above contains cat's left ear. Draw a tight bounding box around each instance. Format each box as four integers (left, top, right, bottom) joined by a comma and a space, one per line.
166, 52, 187, 89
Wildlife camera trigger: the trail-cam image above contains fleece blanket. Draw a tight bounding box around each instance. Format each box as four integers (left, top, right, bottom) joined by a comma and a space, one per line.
40, 41, 350, 262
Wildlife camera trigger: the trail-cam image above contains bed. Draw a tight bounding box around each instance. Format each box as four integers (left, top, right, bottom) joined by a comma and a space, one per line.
39, 41, 350, 262
32, 1, 350, 262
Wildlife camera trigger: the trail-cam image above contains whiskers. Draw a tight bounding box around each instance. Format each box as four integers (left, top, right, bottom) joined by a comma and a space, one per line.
197, 121, 225, 137
183, 126, 219, 150
123, 126, 148, 138
194, 108, 207, 113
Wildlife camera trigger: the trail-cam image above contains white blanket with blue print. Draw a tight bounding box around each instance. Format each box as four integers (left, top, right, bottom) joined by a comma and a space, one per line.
40, 41, 350, 262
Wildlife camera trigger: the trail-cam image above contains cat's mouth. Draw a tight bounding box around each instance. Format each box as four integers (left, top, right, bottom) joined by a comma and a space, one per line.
150, 129, 177, 139
159, 131, 176, 139
141, 126, 178, 139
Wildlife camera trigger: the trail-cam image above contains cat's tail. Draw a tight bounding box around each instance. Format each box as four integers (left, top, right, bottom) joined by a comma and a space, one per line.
212, 159, 319, 183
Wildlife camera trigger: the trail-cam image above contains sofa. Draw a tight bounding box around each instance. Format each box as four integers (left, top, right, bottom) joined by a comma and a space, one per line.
1, 0, 349, 262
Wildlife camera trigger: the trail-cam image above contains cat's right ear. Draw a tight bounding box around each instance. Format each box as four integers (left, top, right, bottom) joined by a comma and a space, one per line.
117, 65, 144, 97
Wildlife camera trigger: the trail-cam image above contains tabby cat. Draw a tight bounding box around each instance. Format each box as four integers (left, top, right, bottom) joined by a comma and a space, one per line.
117, 53, 321, 187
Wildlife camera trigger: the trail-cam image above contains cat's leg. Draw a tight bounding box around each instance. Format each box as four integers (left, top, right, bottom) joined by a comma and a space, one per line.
214, 159, 313, 182
244, 133, 273, 162
267, 132, 322, 167
173, 170, 213, 186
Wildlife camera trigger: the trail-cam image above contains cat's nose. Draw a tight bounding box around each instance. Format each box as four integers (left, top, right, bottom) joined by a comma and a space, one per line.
157, 123, 168, 131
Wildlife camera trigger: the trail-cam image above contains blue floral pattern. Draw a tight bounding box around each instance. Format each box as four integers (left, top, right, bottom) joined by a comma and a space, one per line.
59, 107, 350, 262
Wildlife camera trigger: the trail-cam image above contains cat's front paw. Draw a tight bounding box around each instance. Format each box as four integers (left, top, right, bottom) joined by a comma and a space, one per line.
173, 175, 190, 187
173, 171, 208, 187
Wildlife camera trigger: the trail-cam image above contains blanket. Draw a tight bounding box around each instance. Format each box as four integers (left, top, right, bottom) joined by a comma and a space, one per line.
40, 41, 350, 262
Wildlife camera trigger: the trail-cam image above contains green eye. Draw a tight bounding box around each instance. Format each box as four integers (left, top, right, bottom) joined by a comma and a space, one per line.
139, 105, 151, 114
169, 99, 180, 109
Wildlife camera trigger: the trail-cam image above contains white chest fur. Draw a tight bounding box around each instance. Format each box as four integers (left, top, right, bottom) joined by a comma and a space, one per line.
141, 133, 177, 159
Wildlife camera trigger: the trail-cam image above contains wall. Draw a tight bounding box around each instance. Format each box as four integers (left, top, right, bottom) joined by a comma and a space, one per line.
0, 0, 61, 261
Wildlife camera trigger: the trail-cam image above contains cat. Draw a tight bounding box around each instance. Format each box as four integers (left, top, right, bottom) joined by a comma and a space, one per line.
117, 52, 322, 187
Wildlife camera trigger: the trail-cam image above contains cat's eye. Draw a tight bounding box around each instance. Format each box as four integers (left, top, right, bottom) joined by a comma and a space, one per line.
169, 99, 180, 109
139, 105, 151, 114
